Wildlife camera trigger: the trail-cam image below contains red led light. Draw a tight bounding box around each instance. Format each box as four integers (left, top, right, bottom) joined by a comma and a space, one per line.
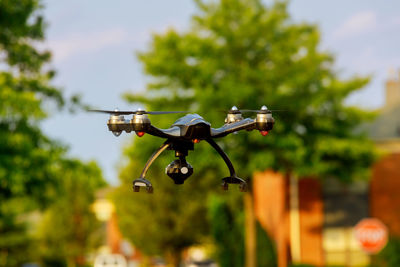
193, 139, 201, 144
260, 131, 269, 136
136, 131, 145, 137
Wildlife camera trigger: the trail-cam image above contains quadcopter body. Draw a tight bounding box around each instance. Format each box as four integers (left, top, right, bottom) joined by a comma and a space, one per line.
90, 106, 274, 193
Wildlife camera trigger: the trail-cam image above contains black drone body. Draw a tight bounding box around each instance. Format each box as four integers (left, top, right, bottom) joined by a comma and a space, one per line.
90, 106, 274, 193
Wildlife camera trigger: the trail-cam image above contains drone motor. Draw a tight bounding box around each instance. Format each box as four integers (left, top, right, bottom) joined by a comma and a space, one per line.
225, 106, 243, 124
255, 106, 274, 135
108, 114, 126, 136
131, 113, 151, 136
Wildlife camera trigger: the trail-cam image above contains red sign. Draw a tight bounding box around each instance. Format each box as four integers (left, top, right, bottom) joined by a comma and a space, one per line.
354, 218, 388, 254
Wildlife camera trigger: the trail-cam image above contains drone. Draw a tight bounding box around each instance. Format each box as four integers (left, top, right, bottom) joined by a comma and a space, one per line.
90, 106, 274, 193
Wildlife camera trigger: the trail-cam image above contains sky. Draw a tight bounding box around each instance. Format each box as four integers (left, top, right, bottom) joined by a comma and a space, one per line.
40, 0, 400, 184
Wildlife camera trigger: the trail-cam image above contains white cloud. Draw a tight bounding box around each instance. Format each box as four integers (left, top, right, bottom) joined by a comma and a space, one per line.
47, 28, 128, 63
333, 11, 377, 40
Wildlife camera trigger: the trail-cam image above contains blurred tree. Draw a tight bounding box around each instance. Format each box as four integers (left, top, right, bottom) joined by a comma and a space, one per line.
0, 198, 35, 266
0, 0, 64, 264
370, 237, 400, 267
36, 160, 105, 267
0, 1, 99, 266
208, 195, 245, 267
116, 0, 377, 266
0, 0, 64, 201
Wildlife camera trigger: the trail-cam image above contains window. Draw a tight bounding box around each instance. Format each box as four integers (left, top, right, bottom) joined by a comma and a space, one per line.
322, 178, 370, 266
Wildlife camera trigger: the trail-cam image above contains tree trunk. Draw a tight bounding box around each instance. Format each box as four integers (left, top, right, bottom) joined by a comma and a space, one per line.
244, 192, 256, 267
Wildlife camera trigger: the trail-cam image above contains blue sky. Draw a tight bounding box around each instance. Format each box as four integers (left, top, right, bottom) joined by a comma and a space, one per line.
41, 0, 400, 184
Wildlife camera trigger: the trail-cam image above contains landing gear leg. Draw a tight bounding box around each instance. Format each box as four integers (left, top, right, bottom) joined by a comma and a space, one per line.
133, 141, 171, 193
206, 138, 247, 192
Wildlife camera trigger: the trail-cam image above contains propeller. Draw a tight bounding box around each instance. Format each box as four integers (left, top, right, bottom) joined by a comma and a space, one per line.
227, 106, 285, 114
88, 108, 188, 115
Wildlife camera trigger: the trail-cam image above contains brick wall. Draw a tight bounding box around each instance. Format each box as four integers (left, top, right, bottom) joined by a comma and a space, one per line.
254, 172, 324, 267
298, 178, 324, 266
253, 170, 289, 267
370, 153, 400, 236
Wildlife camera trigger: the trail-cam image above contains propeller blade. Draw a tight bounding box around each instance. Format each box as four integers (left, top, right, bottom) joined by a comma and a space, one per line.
239, 109, 286, 112
88, 109, 136, 115
145, 111, 188, 115
88, 109, 188, 115
238, 109, 260, 113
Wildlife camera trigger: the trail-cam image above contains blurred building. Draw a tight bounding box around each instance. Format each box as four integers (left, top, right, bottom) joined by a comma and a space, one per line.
384, 69, 400, 109
254, 72, 400, 267
92, 189, 213, 267
369, 69, 400, 144
92, 188, 142, 266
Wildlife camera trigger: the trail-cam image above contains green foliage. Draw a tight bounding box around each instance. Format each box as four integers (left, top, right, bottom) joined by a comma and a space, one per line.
207, 195, 244, 267
36, 160, 105, 266
0, 1, 106, 265
0, 0, 65, 204
0, 0, 52, 73
129, 0, 376, 180
117, 0, 377, 264
0, 1, 66, 265
207, 199, 276, 267
256, 220, 276, 267
371, 237, 400, 267
0, 199, 35, 266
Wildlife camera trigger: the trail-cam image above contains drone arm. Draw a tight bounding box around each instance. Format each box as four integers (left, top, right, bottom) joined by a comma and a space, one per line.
146, 125, 180, 138
211, 118, 256, 138
206, 138, 236, 177
139, 141, 171, 179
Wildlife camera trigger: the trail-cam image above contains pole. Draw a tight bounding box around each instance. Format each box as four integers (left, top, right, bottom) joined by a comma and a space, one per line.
289, 173, 301, 263
245, 192, 256, 267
